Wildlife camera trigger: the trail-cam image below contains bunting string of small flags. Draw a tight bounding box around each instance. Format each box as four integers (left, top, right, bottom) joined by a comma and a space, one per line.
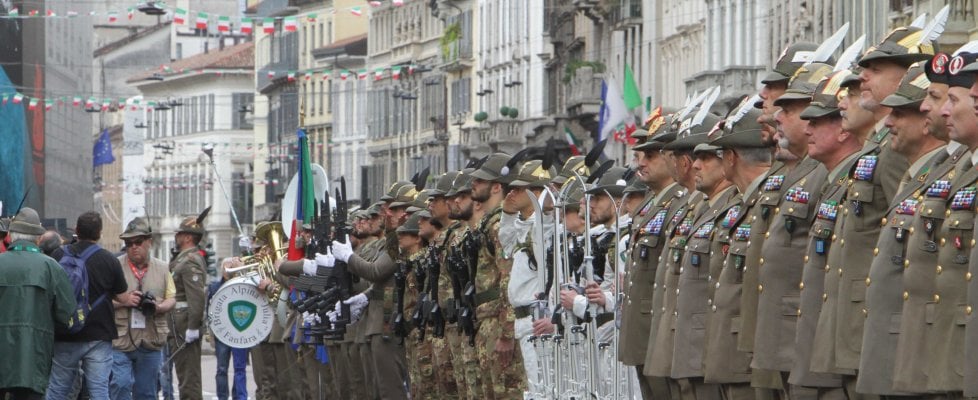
1, 0, 411, 35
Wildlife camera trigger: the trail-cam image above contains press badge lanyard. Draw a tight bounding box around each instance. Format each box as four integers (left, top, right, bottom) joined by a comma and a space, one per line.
128, 260, 148, 291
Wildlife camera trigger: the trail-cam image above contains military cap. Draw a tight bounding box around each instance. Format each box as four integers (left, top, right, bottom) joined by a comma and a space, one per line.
635, 109, 673, 151
406, 191, 430, 213
762, 42, 820, 84
663, 113, 723, 151
366, 202, 383, 217
445, 172, 473, 197
388, 184, 420, 208
562, 185, 585, 210
585, 166, 631, 197
395, 213, 422, 234
8, 207, 45, 235
416, 209, 432, 219
799, 70, 853, 120
858, 26, 936, 68
712, 96, 768, 149
177, 207, 209, 236
839, 67, 862, 87
381, 180, 412, 201
925, 53, 951, 84
943, 51, 978, 88
774, 63, 835, 106
623, 179, 649, 195
424, 171, 460, 197
510, 160, 556, 188
468, 153, 512, 182
553, 156, 586, 185
881, 62, 930, 109
120, 217, 153, 239
631, 128, 650, 142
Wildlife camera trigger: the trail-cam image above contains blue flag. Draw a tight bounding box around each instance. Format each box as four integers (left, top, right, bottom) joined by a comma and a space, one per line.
92, 129, 115, 168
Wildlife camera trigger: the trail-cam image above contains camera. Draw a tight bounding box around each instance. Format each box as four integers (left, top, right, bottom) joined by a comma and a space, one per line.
138, 291, 157, 317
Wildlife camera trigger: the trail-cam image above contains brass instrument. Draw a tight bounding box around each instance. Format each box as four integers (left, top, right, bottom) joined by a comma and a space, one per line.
224, 221, 288, 307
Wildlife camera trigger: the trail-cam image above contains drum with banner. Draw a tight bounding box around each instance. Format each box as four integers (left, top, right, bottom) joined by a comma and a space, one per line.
208, 275, 275, 348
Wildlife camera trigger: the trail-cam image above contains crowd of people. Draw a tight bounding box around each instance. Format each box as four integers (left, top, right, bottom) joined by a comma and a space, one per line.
8, 13, 978, 400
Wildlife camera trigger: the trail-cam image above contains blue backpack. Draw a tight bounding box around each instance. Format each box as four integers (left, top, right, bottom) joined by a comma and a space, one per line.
57, 244, 108, 334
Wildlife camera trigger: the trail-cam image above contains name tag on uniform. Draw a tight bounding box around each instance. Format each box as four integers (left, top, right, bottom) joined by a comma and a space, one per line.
927, 180, 951, 198
735, 224, 751, 241
816, 200, 838, 221
785, 187, 810, 204
721, 206, 741, 228
693, 222, 714, 239
895, 198, 919, 215
854, 155, 878, 181
951, 187, 977, 210
763, 175, 784, 192
643, 209, 668, 236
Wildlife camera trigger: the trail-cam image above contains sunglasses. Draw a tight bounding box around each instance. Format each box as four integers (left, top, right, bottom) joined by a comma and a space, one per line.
124, 238, 147, 247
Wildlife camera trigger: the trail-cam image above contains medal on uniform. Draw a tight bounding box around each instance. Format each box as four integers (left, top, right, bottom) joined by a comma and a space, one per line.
785, 187, 809, 204
763, 175, 784, 192
894, 228, 905, 243
854, 155, 878, 181
815, 238, 826, 254
676, 216, 693, 237
694, 222, 714, 239
735, 224, 751, 241
722, 206, 741, 228
852, 199, 864, 217
761, 206, 771, 220
925, 219, 935, 235
950, 187, 977, 210
645, 209, 667, 236
672, 249, 681, 263
817, 201, 838, 221
785, 217, 797, 233
927, 180, 951, 198
639, 201, 654, 217
734, 255, 745, 269
690, 253, 701, 266
896, 199, 918, 215
640, 246, 649, 260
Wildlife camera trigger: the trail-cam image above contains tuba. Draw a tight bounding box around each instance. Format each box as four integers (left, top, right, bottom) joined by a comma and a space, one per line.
225, 221, 288, 307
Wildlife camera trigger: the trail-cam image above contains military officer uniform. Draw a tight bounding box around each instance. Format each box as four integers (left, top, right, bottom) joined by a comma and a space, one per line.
752, 64, 832, 390
626, 131, 684, 400
702, 105, 772, 400
858, 63, 951, 396
959, 55, 978, 399
168, 215, 210, 400
922, 52, 978, 394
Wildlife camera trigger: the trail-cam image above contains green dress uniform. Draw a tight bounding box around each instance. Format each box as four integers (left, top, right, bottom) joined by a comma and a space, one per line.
892, 146, 970, 393
671, 184, 738, 400
858, 145, 951, 395
625, 183, 684, 399
752, 157, 828, 377
168, 246, 208, 400
924, 154, 978, 392
355, 235, 386, 400
788, 151, 861, 396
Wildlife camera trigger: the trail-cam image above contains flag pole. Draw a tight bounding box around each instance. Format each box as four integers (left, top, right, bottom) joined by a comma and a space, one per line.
202, 143, 243, 235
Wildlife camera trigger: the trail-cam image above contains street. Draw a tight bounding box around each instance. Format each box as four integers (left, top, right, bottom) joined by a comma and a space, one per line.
169, 352, 258, 400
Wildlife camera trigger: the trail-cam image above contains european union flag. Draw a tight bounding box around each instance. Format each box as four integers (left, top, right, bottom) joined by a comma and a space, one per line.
92, 129, 115, 168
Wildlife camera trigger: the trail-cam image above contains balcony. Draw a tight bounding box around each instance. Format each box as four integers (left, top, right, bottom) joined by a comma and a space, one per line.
257, 32, 298, 93
608, 0, 642, 30
565, 65, 603, 120
439, 13, 474, 72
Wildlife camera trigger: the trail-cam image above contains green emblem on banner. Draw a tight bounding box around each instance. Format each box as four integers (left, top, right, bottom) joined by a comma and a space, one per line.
228, 300, 257, 332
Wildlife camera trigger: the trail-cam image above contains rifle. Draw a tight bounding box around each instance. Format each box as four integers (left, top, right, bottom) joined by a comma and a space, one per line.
391, 259, 409, 344
412, 251, 429, 342
426, 244, 445, 338
457, 229, 481, 347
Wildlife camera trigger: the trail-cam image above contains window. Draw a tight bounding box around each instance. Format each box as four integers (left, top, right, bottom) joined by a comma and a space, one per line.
319, 82, 324, 115
208, 94, 215, 130
232, 93, 254, 129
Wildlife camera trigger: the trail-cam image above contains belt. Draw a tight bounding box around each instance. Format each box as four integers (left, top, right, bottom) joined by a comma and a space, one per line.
513, 305, 533, 319
474, 287, 499, 306
596, 312, 614, 326
175, 301, 188, 309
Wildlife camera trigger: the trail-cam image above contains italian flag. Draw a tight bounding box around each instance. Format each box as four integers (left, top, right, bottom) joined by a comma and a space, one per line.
195, 12, 208, 29
321, 70, 330, 80
28, 98, 38, 110
1, 94, 7, 105
217, 16, 230, 32
263, 18, 275, 34
304, 70, 312, 80
287, 71, 296, 82
108, 11, 118, 22
173, 8, 187, 24
240, 17, 253, 34
85, 97, 95, 108
306, 13, 317, 22
393, 0, 405, 6
127, 7, 133, 20
368, 2, 381, 7
284, 16, 297, 32
340, 70, 349, 80
73, 96, 81, 106
7, 8, 17, 17
267, 71, 276, 79
357, 69, 367, 80
12, 93, 23, 104
44, 99, 53, 111
391, 66, 402, 80
374, 68, 384, 81
564, 127, 582, 156
46, 10, 55, 17
350, 7, 363, 16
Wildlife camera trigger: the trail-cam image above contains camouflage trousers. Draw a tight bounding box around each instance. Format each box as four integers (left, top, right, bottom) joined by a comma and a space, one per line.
476, 318, 527, 400
430, 330, 461, 399
444, 325, 483, 400
406, 334, 440, 399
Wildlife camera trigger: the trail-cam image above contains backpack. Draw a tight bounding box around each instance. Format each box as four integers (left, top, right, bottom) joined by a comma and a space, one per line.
57, 244, 108, 335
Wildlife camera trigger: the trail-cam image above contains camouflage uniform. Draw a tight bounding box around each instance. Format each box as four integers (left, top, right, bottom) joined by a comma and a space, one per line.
431, 222, 463, 398
445, 224, 483, 399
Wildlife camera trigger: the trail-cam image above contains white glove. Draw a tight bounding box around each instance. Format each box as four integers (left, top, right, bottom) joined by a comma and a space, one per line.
184, 329, 200, 343
343, 293, 369, 324
302, 259, 319, 276
301, 311, 320, 325
314, 252, 335, 269
331, 237, 353, 263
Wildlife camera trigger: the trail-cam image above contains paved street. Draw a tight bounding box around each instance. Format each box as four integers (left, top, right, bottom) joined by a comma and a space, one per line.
169, 352, 258, 400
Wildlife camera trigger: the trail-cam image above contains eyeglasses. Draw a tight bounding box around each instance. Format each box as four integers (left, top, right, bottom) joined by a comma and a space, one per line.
124, 238, 147, 247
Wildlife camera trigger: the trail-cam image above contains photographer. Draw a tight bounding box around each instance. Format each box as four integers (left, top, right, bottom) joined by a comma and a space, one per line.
109, 218, 176, 400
